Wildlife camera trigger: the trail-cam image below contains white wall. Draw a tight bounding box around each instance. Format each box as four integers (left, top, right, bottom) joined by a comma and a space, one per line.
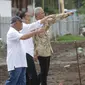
0, 0, 11, 17
0, 0, 11, 42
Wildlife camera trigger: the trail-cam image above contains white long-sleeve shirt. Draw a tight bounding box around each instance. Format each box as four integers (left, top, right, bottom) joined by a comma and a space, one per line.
20, 20, 43, 57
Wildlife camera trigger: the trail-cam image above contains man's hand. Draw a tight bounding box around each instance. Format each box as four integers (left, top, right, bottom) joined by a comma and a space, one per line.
67, 12, 74, 16
40, 14, 56, 24
33, 55, 38, 61
48, 14, 56, 19
36, 28, 45, 34
60, 12, 74, 19
47, 18, 56, 24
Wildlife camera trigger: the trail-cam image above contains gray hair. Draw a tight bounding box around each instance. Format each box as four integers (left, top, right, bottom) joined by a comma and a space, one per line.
34, 7, 43, 16
11, 16, 22, 24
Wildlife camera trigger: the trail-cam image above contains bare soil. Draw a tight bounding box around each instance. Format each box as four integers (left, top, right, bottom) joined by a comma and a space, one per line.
1, 41, 85, 85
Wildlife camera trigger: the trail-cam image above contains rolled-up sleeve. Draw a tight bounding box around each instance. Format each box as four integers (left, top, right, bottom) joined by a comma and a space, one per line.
23, 20, 44, 32
28, 20, 43, 30
56, 13, 69, 21
7, 31, 23, 41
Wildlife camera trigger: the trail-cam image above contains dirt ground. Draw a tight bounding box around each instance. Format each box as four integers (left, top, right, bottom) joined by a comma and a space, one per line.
1, 41, 85, 85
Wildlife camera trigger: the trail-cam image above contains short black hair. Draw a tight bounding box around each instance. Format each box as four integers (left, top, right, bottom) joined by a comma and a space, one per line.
11, 16, 22, 24
16, 11, 22, 16
17, 11, 27, 19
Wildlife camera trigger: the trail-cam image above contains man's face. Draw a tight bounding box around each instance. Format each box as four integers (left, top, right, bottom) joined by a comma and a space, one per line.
24, 12, 31, 23
16, 21, 22, 31
37, 9, 45, 19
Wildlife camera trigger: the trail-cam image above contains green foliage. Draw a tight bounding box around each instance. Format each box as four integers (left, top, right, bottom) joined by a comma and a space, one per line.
82, 0, 85, 7
44, 6, 58, 14
73, 0, 79, 8
78, 0, 85, 14
57, 35, 85, 42
78, 7, 85, 14
65, 0, 75, 9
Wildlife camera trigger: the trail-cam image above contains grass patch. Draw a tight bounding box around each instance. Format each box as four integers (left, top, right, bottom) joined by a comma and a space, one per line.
57, 35, 85, 42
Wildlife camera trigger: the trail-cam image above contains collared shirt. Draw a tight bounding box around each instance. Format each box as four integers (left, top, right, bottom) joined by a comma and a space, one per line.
34, 26, 53, 57
33, 13, 69, 57
20, 20, 43, 57
7, 27, 27, 71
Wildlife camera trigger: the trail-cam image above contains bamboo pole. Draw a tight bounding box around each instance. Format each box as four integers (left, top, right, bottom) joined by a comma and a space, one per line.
75, 41, 82, 85
59, 0, 64, 13
42, 0, 44, 9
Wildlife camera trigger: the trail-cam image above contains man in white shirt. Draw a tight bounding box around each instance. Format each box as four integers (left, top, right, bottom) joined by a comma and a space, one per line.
19, 11, 38, 85
5, 16, 45, 85
17, 11, 56, 85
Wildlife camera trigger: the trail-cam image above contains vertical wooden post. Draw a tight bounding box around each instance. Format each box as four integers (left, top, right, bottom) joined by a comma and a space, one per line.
20, 0, 22, 11
59, 0, 64, 13
42, 0, 44, 9
58, 0, 64, 36
16, 0, 18, 9
12, 0, 14, 7
75, 41, 82, 85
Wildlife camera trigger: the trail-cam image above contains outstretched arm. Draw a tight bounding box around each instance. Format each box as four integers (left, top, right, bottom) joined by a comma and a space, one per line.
20, 27, 45, 40
56, 12, 73, 20
45, 12, 74, 25
40, 14, 56, 24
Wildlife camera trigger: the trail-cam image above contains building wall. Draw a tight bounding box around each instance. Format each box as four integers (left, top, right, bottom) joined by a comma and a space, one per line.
0, 0, 11, 41
12, 0, 32, 11
0, 0, 11, 17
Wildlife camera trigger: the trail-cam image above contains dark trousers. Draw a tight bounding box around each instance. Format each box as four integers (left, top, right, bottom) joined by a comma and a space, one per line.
37, 56, 50, 85
26, 53, 38, 85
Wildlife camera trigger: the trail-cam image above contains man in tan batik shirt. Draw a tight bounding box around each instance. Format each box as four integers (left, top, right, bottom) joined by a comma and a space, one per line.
34, 7, 73, 85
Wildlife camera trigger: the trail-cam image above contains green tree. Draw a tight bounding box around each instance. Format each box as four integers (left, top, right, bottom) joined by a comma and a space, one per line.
79, 0, 85, 14
73, 0, 82, 8
82, 0, 85, 7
